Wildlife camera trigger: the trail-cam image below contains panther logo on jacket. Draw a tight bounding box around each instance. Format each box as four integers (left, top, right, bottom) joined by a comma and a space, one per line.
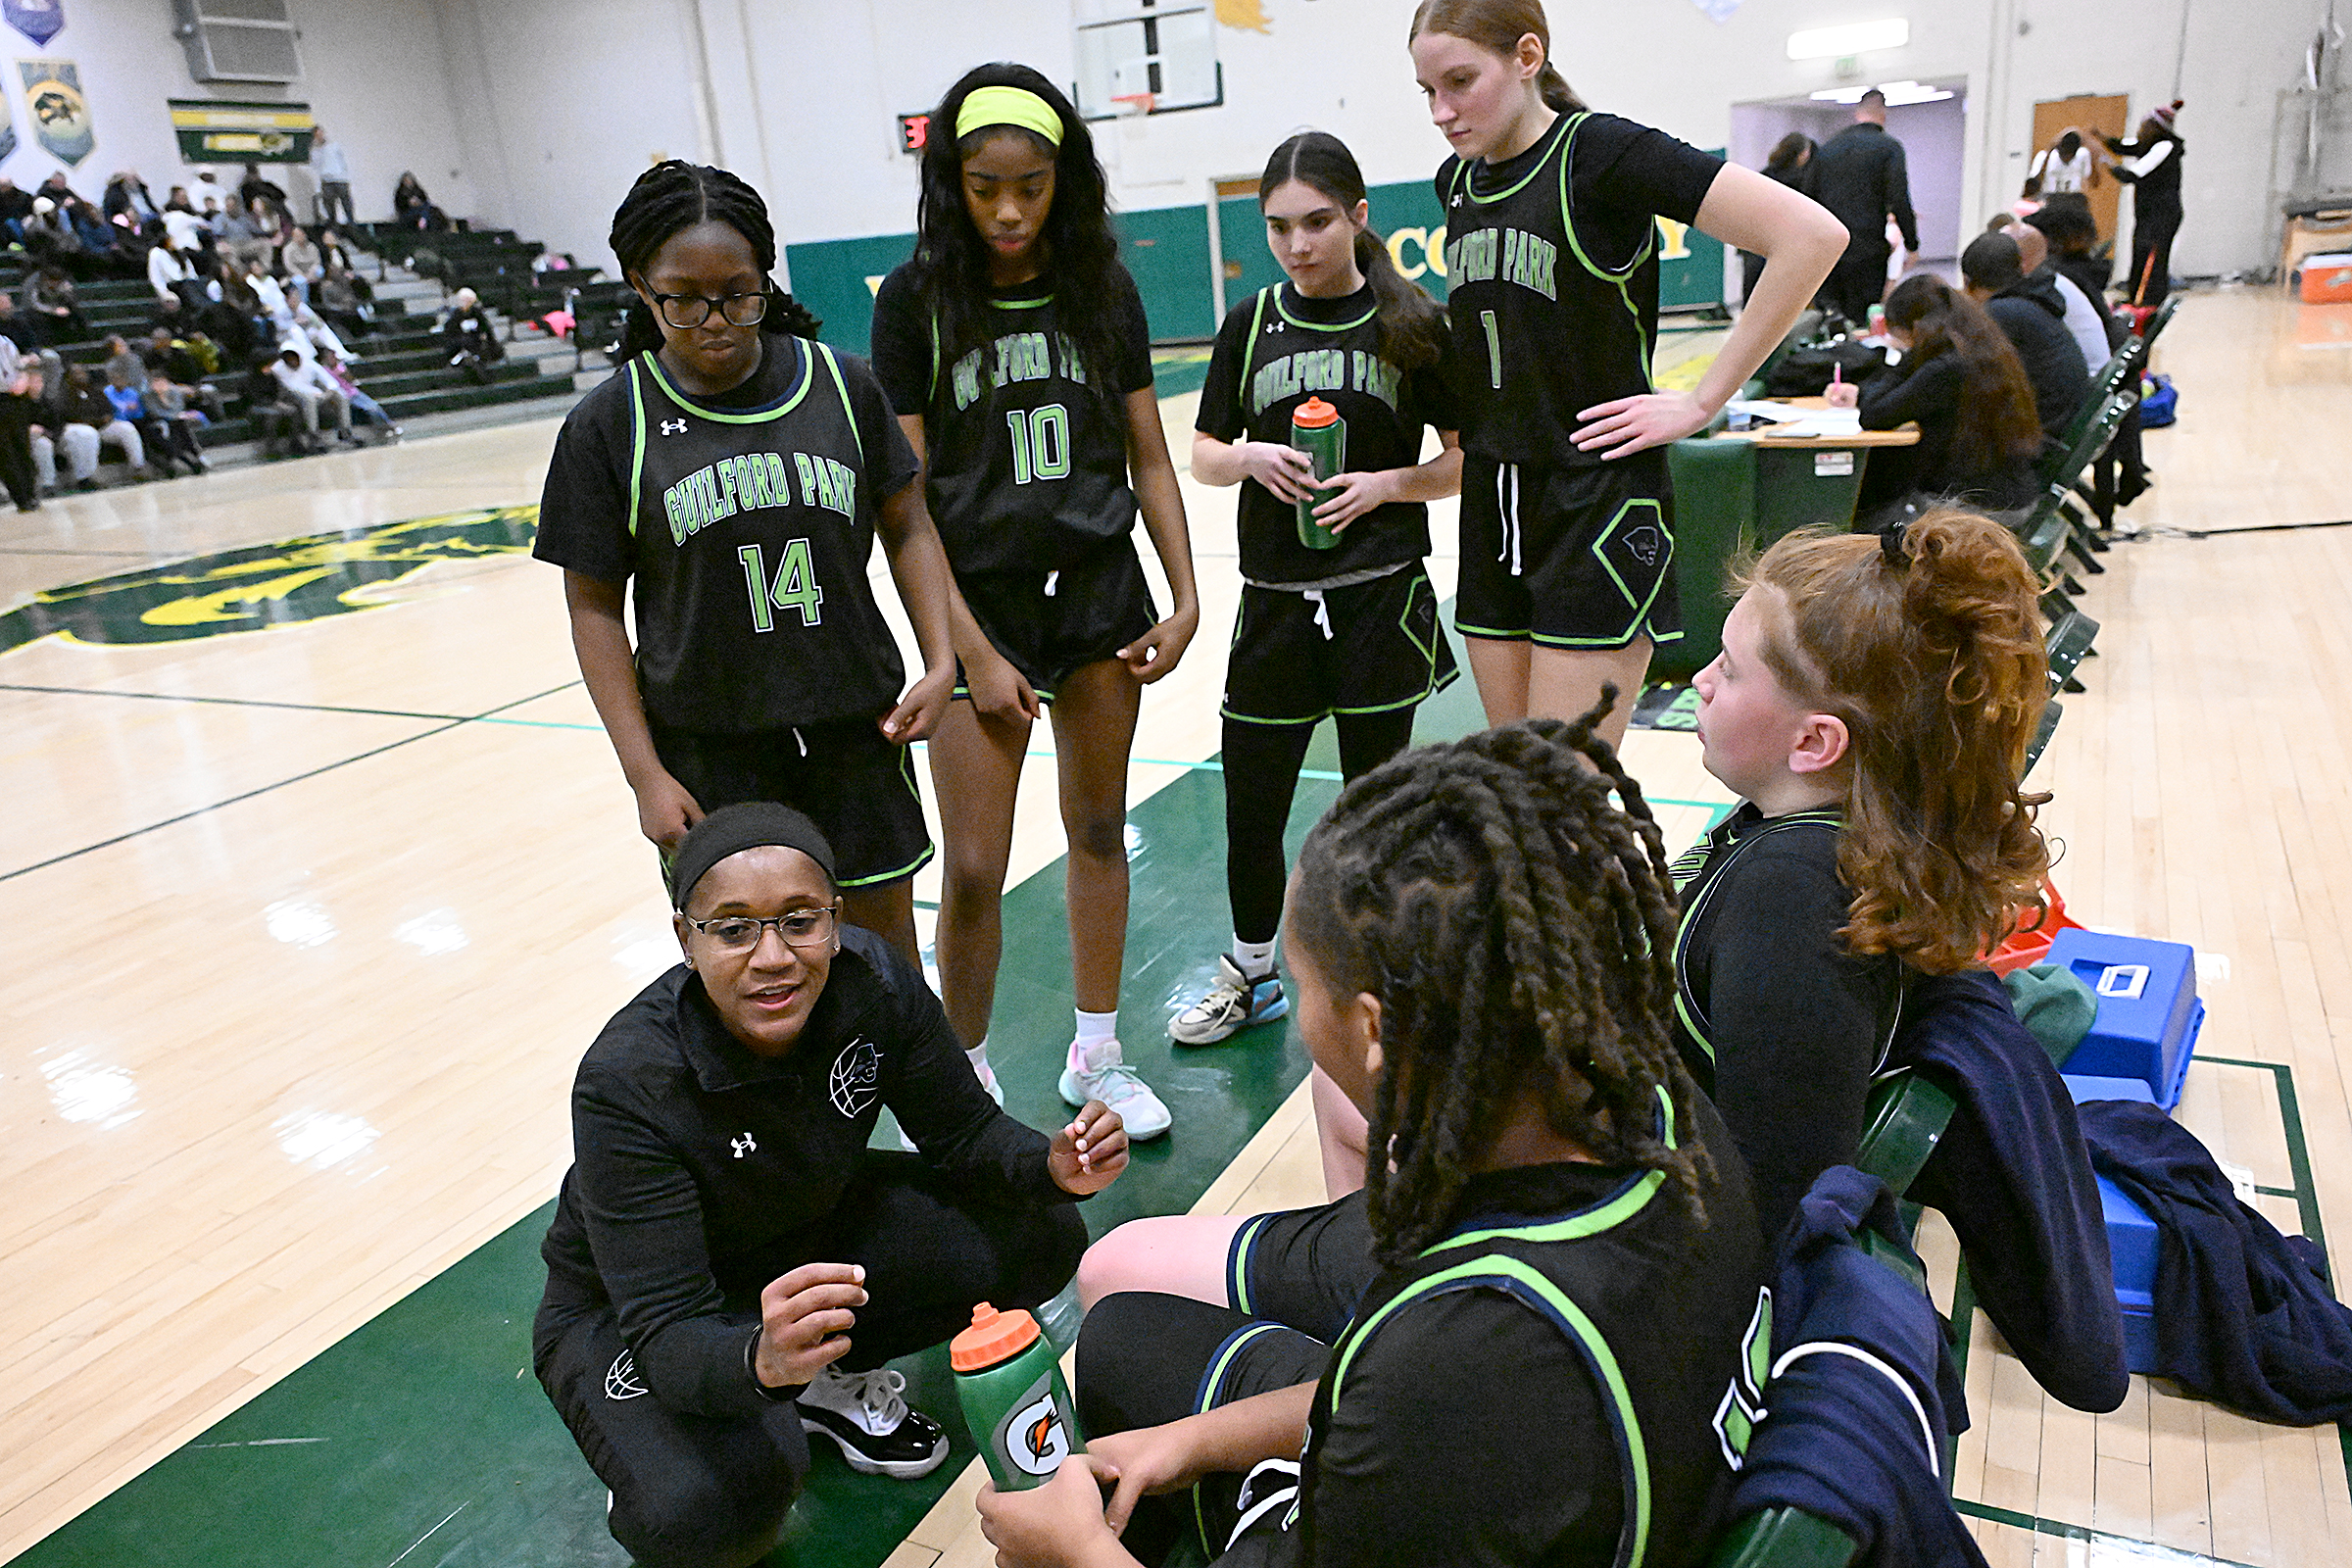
829, 1037, 881, 1118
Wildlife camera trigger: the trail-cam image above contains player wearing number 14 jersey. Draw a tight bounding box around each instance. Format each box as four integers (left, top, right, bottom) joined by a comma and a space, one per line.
537, 161, 976, 964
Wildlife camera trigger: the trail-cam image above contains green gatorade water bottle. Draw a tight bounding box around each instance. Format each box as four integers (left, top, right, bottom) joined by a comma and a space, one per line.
1290, 396, 1347, 551
952, 1301, 1085, 1491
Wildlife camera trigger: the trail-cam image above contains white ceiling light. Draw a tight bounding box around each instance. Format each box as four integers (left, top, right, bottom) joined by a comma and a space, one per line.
1787, 19, 1910, 60
1809, 78, 1954, 106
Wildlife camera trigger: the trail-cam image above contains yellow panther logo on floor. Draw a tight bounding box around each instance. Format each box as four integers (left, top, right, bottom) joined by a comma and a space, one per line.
0, 506, 539, 654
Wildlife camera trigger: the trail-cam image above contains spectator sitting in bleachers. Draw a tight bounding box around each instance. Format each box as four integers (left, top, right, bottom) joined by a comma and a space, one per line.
393, 172, 447, 232
315, 262, 374, 339
35, 363, 149, 489
0, 334, 38, 512
22, 265, 87, 346
146, 373, 213, 474
102, 335, 146, 392
318, 349, 399, 442
278, 225, 323, 304
0, 294, 34, 353
67, 198, 133, 279
435, 286, 502, 379
107, 372, 203, 477
22, 199, 87, 276
148, 236, 207, 311
243, 354, 306, 460
237, 163, 288, 227
34, 172, 75, 208
245, 257, 294, 333
145, 327, 223, 406
286, 301, 352, 365
160, 190, 211, 259
0, 176, 31, 244
269, 346, 354, 448
215, 195, 272, 272
103, 171, 163, 240
1961, 227, 2089, 441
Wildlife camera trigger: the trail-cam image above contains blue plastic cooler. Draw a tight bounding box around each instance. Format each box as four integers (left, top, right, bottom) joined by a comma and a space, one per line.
2048, 929, 2204, 1111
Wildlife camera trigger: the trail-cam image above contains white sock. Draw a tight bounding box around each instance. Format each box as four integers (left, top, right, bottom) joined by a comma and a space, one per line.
1232, 937, 1277, 979
1072, 1008, 1118, 1070
965, 1041, 991, 1068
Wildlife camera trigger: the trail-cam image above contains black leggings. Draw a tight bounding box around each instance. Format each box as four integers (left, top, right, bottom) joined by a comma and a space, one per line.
1223, 709, 1418, 944
535, 1152, 1088, 1568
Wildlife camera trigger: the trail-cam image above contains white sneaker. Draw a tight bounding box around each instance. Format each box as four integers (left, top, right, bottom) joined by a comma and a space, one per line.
898, 1048, 1003, 1152
796, 1364, 949, 1479
1170, 955, 1290, 1045
1059, 1038, 1171, 1140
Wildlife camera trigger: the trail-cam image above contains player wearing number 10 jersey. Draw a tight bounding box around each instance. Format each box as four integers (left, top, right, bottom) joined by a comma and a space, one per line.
868, 63, 1201, 1142
537, 161, 974, 963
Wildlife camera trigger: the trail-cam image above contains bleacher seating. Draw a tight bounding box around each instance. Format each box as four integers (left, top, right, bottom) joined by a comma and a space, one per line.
0, 230, 573, 466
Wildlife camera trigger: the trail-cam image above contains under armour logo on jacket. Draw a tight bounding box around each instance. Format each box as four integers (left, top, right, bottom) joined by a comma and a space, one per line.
730, 1132, 757, 1158
661, 417, 689, 435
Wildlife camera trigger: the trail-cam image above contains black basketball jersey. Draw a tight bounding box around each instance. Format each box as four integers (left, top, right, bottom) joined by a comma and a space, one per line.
1436, 112, 1716, 469
1284, 1091, 1765, 1568
1197, 282, 1455, 587
535, 337, 910, 733
870, 264, 1153, 576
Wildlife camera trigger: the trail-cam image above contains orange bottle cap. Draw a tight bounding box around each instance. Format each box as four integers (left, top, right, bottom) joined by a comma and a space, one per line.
1292, 396, 1339, 429
950, 1300, 1042, 1371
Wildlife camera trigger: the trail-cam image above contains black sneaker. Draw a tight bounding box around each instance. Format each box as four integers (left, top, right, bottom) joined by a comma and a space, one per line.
796, 1365, 949, 1479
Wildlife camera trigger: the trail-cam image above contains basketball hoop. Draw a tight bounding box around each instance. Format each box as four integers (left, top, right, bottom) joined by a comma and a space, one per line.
1110, 91, 1156, 118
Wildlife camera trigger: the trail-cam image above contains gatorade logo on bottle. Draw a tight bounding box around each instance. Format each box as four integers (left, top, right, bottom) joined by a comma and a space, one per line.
994, 1371, 1073, 1477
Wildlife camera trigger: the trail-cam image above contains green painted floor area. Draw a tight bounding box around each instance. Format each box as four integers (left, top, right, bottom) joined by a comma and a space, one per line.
23, 674, 1509, 1568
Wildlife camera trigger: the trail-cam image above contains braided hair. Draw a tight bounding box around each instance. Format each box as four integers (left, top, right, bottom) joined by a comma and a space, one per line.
1290, 705, 1708, 1265
609, 160, 820, 365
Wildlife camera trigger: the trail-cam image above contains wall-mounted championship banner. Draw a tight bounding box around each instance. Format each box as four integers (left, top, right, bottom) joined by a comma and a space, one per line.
0, 97, 17, 163
19, 58, 88, 165
3, 0, 63, 46
167, 98, 313, 164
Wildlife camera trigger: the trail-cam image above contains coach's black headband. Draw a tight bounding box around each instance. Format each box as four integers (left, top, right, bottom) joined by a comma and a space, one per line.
669, 802, 838, 908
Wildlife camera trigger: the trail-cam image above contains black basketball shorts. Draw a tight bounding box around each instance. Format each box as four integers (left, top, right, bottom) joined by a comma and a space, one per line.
651, 713, 933, 889
1221, 566, 1458, 727
1455, 449, 1682, 651
955, 534, 1160, 704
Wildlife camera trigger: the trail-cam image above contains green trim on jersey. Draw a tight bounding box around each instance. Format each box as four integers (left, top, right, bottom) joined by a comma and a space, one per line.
1450, 114, 1573, 206
1273, 287, 1379, 333
638, 338, 817, 425
1232, 286, 1273, 429
991, 294, 1054, 310
815, 342, 865, 465
1330, 1253, 1654, 1568
1423, 1087, 1677, 1253
1671, 809, 1845, 1063
626, 360, 648, 537
1550, 114, 1658, 393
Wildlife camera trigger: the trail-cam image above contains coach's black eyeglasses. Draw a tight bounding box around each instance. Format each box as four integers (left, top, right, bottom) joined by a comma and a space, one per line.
681, 904, 839, 954
650, 290, 768, 329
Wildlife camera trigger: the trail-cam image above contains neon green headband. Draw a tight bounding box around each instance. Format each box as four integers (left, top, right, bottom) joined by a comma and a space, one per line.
956, 85, 1063, 148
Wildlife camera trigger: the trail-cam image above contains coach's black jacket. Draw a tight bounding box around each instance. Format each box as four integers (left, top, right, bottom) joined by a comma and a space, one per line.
539, 928, 1072, 1420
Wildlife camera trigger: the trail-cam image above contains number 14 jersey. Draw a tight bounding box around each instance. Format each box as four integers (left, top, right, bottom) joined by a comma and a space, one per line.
533, 335, 921, 733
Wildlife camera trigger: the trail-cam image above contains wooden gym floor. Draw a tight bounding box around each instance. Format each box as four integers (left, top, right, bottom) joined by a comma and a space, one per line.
3, 287, 2350, 1565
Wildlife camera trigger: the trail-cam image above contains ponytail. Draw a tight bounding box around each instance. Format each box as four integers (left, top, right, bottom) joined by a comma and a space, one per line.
1351, 225, 1448, 371
1737, 512, 2051, 973
1536, 62, 1586, 114
1262, 130, 1447, 373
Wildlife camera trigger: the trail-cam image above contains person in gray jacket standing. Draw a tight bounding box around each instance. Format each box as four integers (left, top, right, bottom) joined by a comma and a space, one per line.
312, 127, 355, 229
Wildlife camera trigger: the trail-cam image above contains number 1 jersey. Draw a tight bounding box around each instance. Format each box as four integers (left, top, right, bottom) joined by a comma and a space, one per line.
534, 336, 921, 733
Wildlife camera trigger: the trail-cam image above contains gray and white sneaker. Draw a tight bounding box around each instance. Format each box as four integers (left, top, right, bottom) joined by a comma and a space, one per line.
1170, 956, 1289, 1045
797, 1364, 950, 1479
1058, 1038, 1172, 1140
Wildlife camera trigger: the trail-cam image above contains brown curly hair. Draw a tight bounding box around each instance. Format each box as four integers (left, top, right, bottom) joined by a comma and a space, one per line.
1289, 707, 1708, 1265
1737, 511, 2051, 974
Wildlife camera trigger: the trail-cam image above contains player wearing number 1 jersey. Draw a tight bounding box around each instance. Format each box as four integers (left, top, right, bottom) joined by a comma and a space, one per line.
868, 63, 1201, 1141
1408, 0, 1845, 745
537, 162, 983, 964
